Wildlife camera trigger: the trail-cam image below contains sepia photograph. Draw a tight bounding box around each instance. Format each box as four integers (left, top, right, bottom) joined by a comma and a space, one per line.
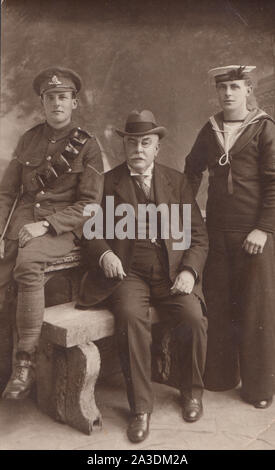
0, 0, 275, 457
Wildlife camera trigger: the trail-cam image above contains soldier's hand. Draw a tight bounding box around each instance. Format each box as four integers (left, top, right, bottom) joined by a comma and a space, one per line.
242, 229, 267, 255
101, 251, 126, 280
18, 221, 49, 248
0, 239, 5, 259
170, 270, 195, 295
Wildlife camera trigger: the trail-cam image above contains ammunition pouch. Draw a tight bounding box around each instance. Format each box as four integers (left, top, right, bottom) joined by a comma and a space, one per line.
35, 128, 90, 191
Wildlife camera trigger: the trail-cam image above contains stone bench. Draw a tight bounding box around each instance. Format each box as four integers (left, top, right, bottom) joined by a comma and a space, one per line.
36, 247, 184, 435
0, 246, 183, 435
37, 301, 162, 435
38, 250, 189, 435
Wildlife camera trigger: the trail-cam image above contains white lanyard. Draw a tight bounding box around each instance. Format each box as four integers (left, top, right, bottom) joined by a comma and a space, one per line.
209, 117, 261, 166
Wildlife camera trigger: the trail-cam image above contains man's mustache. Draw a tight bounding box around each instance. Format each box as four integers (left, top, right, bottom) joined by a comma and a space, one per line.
130, 153, 145, 159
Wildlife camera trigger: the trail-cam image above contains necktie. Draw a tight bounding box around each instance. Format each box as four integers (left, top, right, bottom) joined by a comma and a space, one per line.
132, 175, 151, 199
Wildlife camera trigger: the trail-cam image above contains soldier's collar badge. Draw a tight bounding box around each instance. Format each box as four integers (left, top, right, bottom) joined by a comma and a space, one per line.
48, 75, 62, 86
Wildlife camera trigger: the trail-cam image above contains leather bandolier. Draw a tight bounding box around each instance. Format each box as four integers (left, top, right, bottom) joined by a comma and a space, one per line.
33, 127, 91, 193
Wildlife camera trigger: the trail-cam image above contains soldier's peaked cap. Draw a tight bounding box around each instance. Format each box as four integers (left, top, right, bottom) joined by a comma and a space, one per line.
208, 65, 256, 84
33, 67, 82, 95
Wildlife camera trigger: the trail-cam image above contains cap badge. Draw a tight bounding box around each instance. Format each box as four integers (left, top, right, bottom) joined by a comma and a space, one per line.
48, 75, 62, 86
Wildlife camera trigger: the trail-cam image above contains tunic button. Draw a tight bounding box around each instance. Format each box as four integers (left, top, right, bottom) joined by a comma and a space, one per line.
40, 191, 45, 195
68, 168, 72, 172
35, 203, 40, 208
26, 161, 30, 166
46, 156, 52, 161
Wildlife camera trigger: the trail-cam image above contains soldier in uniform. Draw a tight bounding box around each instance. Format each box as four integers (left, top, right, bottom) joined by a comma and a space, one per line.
0, 67, 104, 400
185, 65, 275, 409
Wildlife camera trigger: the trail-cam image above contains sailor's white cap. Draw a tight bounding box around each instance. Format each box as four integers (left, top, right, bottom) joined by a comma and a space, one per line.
208, 65, 256, 83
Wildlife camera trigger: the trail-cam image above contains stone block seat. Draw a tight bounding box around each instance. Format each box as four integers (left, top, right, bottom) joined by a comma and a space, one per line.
38, 247, 173, 435
0, 244, 183, 435
1, 211, 207, 434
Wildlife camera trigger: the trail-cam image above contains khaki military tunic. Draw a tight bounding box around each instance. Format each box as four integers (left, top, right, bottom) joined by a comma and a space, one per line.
0, 120, 104, 302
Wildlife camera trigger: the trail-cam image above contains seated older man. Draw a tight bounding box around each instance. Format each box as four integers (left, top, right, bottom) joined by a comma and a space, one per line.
78, 110, 208, 443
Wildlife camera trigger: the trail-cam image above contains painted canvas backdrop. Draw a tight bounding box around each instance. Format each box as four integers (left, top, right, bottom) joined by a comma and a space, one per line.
1, 0, 275, 208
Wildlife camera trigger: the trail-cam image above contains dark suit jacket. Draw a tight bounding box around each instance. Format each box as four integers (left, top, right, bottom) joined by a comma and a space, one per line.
77, 162, 208, 307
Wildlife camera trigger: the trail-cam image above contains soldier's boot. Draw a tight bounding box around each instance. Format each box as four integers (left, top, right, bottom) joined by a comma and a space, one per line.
2, 288, 43, 400
2, 352, 35, 400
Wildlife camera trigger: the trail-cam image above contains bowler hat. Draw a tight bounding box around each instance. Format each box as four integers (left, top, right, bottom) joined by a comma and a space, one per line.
33, 67, 82, 95
115, 110, 167, 139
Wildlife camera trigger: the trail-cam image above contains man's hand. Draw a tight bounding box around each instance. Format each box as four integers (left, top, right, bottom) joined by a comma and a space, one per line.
170, 270, 195, 295
242, 229, 268, 255
101, 251, 126, 280
18, 221, 49, 248
0, 239, 5, 259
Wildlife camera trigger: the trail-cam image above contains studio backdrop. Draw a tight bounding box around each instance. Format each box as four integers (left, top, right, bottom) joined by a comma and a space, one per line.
1, 0, 275, 208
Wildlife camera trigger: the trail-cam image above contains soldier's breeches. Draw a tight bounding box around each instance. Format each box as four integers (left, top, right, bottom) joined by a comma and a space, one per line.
13, 259, 45, 292
11, 232, 76, 353
0, 244, 46, 363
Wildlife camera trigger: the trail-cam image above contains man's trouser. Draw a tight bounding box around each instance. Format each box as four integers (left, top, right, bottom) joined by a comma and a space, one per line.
0, 232, 76, 355
203, 230, 275, 403
109, 241, 208, 414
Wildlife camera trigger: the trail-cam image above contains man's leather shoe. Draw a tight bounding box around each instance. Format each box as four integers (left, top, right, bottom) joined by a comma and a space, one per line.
127, 413, 150, 443
253, 397, 273, 409
241, 390, 273, 409
2, 357, 35, 400
182, 397, 203, 423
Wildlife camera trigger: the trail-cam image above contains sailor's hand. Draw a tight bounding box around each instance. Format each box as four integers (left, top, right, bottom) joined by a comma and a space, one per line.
18, 221, 49, 248
170, 270, 195, 295
101, 251, 126, 280
0, 239, 5, 259
242, 229, 267, 255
